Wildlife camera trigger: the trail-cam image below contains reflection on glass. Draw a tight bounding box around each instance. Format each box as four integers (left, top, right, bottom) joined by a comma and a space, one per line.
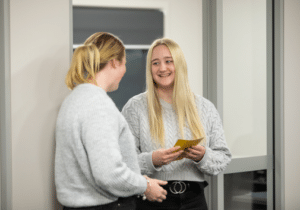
108, 49, 147, 111
224, 170, 267, 210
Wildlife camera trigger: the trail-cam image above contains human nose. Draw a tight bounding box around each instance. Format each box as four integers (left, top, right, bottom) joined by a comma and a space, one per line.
158, 62, 167, 72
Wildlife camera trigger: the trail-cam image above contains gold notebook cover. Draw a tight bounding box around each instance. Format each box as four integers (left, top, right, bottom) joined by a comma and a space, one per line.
173, 137, 204, 160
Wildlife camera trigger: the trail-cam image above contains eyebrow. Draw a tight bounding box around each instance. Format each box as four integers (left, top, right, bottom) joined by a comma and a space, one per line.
151, 56, 173, 63
151, 58, 159, 63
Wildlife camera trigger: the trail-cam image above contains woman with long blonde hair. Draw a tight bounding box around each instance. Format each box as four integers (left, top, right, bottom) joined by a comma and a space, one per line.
122, 38, 231, 210
55, 32, 168, 210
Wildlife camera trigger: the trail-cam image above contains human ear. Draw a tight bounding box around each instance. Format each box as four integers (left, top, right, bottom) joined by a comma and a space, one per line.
111, 59, 118, 68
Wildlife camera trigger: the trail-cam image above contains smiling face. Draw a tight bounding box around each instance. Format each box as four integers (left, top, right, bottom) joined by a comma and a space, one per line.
151, 45, 176, 91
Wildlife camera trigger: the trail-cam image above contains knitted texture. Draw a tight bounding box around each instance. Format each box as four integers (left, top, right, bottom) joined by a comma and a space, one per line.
122, 92, 231, 182
55, 84, 147, 207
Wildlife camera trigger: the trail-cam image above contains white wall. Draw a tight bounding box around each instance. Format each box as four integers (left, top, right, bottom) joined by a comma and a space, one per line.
10, 1, 70, 209
284, 0, 300, 208
223, 0, 267, 158
166, 0, 203, 95
73, 0, 203, 95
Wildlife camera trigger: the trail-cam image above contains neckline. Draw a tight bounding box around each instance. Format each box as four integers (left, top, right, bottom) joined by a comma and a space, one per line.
79, 83, 106, 93
159, 98, 173, 110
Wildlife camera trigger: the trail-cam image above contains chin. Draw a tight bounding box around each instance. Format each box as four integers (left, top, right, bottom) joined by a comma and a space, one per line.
157, 82, 174, 90
155, 79, 174, 88
107, 84, 119, 92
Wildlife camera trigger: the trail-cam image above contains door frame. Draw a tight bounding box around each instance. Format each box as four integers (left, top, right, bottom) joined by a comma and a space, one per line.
0, 0, 12, 209
202, 0, 284, 209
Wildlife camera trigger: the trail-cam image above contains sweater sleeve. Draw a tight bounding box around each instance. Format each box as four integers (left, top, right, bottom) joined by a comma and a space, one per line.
122, 98, 160, 176
81, 95, 147, 197
194, 102, 232, 175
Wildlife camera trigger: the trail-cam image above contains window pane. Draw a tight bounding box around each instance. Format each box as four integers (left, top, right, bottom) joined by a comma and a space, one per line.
224, 170, 267, 210
73, 7, 163, 45
108, 49, 147, 111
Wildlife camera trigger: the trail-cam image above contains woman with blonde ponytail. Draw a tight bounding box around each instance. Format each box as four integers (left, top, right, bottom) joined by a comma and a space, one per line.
55, 32, 168, 210
122, 38, 231, 210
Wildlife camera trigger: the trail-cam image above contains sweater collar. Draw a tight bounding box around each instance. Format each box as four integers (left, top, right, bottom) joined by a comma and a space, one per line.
159, 98, 173, 110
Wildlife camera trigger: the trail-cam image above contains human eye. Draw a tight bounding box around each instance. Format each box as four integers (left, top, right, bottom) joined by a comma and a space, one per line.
166, 60, 173, 64
152, 62, 159, 65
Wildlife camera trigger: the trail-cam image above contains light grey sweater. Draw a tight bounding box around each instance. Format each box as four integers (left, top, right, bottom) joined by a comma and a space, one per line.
122, 92, 231, 182
55, 84, 147, 207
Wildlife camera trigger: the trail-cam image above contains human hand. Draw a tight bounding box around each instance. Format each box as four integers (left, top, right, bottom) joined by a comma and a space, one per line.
152, 146, 184, 167
144, 177, 168, 202
183, 145, 206, 162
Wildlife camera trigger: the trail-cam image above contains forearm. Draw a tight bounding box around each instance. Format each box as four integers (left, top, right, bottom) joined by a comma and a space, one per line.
96, 162, 147, 197
194, 146, 231, 175
137, 151, 162, 176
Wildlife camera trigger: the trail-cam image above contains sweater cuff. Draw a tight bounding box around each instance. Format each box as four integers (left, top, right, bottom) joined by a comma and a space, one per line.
193, 147, 209, 167
145, 151, 162, 174
140, 176, 148, 194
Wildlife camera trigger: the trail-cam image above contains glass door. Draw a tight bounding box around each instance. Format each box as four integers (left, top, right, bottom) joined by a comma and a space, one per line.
203, 0, 273, 209
223, 1, 270, 209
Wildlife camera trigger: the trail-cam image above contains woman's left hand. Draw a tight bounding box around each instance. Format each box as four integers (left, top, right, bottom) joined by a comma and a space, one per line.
183, 145, 206, 162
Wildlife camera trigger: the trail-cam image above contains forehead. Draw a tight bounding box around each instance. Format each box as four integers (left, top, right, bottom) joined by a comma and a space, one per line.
151, 45, 172, 59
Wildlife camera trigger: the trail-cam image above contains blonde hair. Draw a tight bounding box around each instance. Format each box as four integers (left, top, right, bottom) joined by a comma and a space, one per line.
65, 32, 125, 89
146, 38, 206, 147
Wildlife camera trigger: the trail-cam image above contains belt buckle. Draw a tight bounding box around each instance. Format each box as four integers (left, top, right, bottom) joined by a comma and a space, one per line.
169, 181, 187, 194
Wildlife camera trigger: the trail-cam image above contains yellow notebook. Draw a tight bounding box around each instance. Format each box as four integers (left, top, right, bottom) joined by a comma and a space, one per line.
173, 137, 204, 160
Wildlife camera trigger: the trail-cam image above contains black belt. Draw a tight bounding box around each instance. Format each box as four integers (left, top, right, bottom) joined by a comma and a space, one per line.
163, 181, 208, 195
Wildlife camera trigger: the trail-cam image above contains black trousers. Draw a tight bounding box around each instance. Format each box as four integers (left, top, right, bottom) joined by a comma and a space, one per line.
63, 196, 136, 210
136, 181, 208, 210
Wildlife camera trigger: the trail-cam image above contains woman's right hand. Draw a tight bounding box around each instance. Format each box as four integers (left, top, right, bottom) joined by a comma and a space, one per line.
152, 146, 183, 167
144, 177, 168, 202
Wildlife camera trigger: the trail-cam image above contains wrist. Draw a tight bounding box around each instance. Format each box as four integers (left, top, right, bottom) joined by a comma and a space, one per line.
152, 151, 158, 166
149, 151, 162, 171
142, 176, 151, 200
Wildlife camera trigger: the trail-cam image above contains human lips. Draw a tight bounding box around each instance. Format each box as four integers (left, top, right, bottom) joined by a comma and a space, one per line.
158, 73, 171, 77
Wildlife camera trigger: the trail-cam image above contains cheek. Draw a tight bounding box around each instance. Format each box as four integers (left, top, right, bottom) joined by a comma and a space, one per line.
120, 66, 126, 77
151, 67, 158, 76
171, 65, 176, 72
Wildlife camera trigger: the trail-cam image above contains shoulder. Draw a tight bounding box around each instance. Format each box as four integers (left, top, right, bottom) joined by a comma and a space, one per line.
122, 92, 147, 113
127, 92, 147, 104
62, 84, 116, 114
76, 84, 112, 104
74, 83, 107, 99
194, 94, 216, 111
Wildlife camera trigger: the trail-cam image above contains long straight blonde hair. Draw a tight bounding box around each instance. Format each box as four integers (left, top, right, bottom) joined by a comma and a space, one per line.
146, 38, 206, 147
65, 32, 125, 89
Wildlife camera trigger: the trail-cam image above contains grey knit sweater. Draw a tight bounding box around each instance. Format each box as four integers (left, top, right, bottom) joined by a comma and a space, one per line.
122, 92, 231, 182
55, 84, 147, 207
